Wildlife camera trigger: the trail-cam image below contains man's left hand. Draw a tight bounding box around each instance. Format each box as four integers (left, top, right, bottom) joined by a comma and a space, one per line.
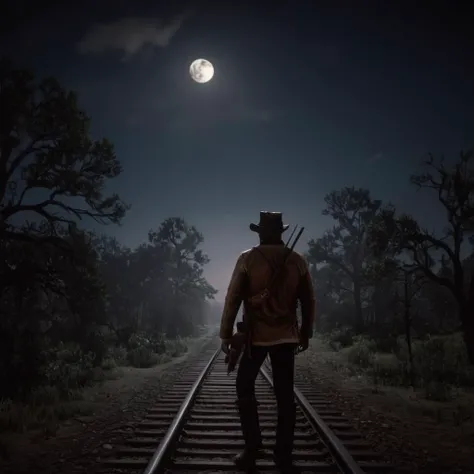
296, 335, 309, 354
221, 341, 231, 354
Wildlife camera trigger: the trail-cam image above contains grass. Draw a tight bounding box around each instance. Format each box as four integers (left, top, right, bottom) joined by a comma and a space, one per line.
125, 334, 189, 368
0, 333, 201, 436
0, 388, 94, 436
299, 336, 474, 438
319, 330, 474, 402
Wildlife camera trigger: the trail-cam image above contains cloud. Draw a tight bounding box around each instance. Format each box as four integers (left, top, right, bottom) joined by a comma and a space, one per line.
77, 14, 188, 60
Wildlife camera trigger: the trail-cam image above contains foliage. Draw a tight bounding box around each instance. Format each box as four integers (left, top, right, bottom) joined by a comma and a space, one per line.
325, 326, 355, 350
0, 58, 216, 411
0, 57, 128, 246
340, 335, 377, 368
328, 333, 474, 401
368, 152, 474, 363
309, 152, 474, 369
307, 187, 382, 331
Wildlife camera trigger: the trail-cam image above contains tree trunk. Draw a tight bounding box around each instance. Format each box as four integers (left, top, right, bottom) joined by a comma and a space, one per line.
353, 279, 364, 332
460, 302, 474, 365
403, 275, 415, 387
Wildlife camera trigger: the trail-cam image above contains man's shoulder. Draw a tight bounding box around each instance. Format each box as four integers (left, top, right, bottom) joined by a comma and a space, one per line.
238, 248, 255, 261
240, 248, 255, 257
289, 249, 306, 261
289, 249, 304, 258
234, 248, 256, 270
289, 250, 309, 273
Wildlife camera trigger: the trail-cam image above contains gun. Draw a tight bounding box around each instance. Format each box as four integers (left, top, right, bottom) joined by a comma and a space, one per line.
248, 226, 305, 309
224, 321, 247, 374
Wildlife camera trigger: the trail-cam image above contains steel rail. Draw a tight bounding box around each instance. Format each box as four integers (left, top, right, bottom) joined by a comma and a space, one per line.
142, 347, 221, 474
141, 347, 365, 474
260, 363, 366, 474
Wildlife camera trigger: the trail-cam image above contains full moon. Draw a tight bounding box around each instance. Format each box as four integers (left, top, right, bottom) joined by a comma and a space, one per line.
189, 58, 214, 84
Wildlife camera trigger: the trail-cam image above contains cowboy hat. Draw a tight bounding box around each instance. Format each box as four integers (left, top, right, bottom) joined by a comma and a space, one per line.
249, 211, 289, 233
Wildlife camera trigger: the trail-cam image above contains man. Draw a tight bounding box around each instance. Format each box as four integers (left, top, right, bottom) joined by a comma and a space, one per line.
219, 211, 316, 473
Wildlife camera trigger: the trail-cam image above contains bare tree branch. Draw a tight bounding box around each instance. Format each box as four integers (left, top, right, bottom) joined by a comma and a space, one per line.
0, 57, 129, 248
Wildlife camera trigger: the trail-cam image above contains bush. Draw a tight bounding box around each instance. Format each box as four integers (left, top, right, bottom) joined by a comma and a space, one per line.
152, 336, 167, 355
108, 346, 127, 365
0, 396, 92, 434
125, 333, 189, 368
407, 333, 474, 390
28, 386, 60, 406
128, 333, 151, 351
101, 357, 117, 371
364, 333, 473, 399
127, 346, 158, 368
326, 327, 354, 350
341, 335, 376, 368
373, 336, 399, 353
370, 352, 402, 385
157, 353, 172, 364
326, 330, 474, 401
423, 380, 452, 401
41, 344, 101, 396
165, 337, 188, 357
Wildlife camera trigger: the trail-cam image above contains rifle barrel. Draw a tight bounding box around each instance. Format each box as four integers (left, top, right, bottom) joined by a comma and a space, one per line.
265, 227, 305, 291
285, 225, 298, 247
289, 227, 305, 251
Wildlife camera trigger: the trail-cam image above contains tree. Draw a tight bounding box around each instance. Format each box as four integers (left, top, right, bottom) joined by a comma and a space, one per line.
94, 236, 134, 345
370, 151, 474, 363
97, 235, 173, 343
307, 187, 382, 331
0, 57, 128, 249
419, 268, 459, 334
0, 57, 129, 397
0, 226, 106, 398
393, 265, 425, 386
96, 218, 218, 342
149, 217, 216, 299
363, 261, 398, 337
148, 217, 217, 336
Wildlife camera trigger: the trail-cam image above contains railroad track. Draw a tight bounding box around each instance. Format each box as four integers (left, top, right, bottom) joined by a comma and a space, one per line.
102, 342, 396, 473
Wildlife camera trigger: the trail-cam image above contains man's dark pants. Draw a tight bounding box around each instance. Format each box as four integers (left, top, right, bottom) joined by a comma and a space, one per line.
236, 343, 297, 462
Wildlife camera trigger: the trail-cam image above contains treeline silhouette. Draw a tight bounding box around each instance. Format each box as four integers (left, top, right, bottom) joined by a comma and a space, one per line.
0, 58, 218, 407
1, 57, 473, 415
306, 177, 474, 399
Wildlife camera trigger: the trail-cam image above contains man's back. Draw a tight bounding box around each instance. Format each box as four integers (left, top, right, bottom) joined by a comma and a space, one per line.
243, 245, 307, 310
220, 244, 315, 346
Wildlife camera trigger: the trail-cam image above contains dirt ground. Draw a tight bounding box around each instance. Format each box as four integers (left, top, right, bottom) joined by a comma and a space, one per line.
0, 334, 215, 474
3, 334, 473, 474
295, 339, 474, 474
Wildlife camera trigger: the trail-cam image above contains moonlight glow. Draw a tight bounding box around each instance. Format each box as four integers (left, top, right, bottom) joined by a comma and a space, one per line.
189, 59, 214, 83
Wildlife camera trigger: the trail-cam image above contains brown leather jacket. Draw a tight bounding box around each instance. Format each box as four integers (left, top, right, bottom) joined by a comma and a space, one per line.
219, 244, 316, 346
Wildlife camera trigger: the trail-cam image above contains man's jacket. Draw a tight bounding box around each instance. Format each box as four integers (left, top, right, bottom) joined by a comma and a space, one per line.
219, 244, 316, 346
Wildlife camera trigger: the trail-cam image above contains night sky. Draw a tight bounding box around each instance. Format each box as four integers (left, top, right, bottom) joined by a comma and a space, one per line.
2, 1, 473, 298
